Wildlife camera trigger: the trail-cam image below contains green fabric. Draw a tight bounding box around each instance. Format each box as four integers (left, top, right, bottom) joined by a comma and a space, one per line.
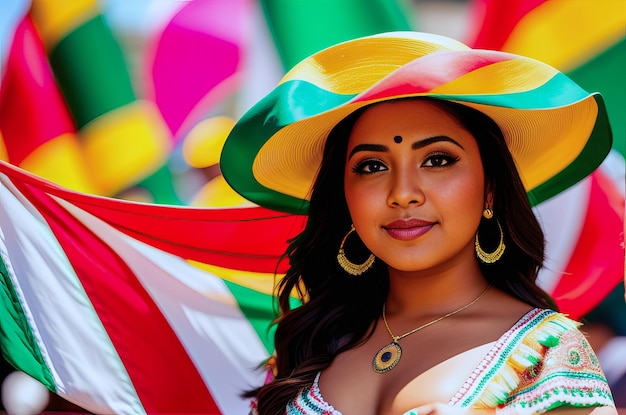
224, 279, 300, 354
0, 253, 56, 391
48, 15, 136, 128
130, 163, 183, 205
567, 37, 625, 157
259, 0, 413, 70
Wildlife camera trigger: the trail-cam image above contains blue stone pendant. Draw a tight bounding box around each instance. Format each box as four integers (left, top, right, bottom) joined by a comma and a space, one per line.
372, 341, 402, 373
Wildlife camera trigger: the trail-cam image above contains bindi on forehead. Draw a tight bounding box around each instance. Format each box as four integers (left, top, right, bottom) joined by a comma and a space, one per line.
393, 135, 403, 144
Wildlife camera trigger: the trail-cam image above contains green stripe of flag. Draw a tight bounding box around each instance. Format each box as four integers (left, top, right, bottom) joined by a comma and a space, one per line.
0, 253, 56, 391
224, 280, 300, 354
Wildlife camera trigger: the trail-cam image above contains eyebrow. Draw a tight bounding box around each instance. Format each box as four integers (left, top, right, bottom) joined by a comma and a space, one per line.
348, 135, 464, 159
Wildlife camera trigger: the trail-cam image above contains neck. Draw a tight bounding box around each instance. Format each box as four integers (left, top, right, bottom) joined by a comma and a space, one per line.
384, 256, 488, 317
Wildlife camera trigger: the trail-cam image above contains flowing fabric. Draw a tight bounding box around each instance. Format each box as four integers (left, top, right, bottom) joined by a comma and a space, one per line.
0, 160, 305, 414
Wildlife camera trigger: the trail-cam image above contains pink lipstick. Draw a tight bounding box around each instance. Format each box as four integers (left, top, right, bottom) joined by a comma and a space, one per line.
383, 218, 435, 240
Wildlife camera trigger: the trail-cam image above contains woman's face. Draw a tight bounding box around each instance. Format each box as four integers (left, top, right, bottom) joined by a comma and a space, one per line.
344, 100, 487, 274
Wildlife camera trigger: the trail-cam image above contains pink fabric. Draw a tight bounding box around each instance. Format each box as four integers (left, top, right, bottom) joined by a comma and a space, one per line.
144, 0, 252, 141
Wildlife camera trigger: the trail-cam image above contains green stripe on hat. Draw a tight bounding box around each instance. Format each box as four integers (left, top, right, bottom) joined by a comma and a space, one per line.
221, 81, 355, 214
529, 94, 612, 205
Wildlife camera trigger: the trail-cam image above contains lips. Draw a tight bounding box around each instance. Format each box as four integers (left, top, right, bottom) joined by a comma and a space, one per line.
383, 218, 435, 240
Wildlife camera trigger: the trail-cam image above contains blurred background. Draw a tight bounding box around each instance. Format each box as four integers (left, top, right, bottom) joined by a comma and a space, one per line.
0, 0, 624, 412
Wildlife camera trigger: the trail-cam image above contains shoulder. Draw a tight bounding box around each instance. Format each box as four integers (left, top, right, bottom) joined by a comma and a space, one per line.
454, 309, 615, 413
497, 309, 615, 414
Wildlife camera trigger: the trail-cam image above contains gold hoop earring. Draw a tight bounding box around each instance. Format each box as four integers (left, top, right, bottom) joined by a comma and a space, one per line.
337, 224, 375, 276
475, 215, 506, 264
483, 208, 493, 219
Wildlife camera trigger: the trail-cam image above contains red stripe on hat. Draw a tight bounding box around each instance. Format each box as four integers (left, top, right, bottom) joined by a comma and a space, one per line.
355, 50, 513, 102
551, 170, 625, 319
11, 178, 220, 413
0, 16, 76, 165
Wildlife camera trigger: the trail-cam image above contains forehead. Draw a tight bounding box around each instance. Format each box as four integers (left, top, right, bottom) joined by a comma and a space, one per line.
349, 100, 468, 142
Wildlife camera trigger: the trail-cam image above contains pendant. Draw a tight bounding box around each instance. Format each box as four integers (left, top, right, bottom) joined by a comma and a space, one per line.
372, 341, 402, 373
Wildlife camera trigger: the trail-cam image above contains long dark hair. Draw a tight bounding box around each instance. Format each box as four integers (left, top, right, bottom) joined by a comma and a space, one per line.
248, 98, 555, 414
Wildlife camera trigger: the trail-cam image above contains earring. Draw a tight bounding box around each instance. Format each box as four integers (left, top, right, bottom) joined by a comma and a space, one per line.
475, 209, 506, 264
337, 224, 375, 276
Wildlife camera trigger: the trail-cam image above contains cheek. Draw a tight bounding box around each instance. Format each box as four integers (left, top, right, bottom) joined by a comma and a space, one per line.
344, 177, 381, 230
344, 181, 367, 219
435, 169, 485, 220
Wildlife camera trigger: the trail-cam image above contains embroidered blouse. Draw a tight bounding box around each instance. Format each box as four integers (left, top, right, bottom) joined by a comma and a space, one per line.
250, 308, 615, 415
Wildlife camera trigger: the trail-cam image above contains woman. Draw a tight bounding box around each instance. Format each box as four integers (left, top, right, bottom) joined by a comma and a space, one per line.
219, 32, 617, 414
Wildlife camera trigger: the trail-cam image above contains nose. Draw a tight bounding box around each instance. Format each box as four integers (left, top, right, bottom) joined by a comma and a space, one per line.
387, 170, 425, 208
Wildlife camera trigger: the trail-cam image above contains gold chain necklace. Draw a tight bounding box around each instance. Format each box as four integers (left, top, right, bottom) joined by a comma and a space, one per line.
372, 284, 490, 373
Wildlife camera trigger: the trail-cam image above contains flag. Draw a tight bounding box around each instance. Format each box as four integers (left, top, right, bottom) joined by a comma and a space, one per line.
467, 0, 626, 318
0, 160, 305, 414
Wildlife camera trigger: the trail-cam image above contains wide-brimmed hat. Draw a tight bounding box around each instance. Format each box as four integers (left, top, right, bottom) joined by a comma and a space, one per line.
220, 32, 612, 215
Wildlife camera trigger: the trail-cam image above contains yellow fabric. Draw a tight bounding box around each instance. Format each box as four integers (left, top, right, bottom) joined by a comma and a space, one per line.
30, 0, 99, 47
0, 132, 7, 162
80, 100, 171, 195
190, 175, 252, 208
188, 261, 280, 297
183, 116, 235, 168
19, 133, 100, 193
503, 0, 626, 71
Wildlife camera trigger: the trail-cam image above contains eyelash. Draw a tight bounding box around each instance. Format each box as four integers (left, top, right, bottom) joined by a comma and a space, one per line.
423, 152, 460, 168
351, 158, 387, 174
351, 152, 460, 175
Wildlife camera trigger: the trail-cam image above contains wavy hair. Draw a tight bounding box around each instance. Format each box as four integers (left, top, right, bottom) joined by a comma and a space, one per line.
247, 98, 555, 414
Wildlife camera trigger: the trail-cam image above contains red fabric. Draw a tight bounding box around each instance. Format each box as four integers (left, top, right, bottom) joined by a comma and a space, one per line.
466, 0, 547, 49
551, 171, 625, 319
0, 160, 305, 275
11, 173, 221, 413
0, 16, 76, 164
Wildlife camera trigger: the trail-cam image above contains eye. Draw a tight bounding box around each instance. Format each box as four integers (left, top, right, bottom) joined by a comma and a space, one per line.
352, 159, 388, 174
422, 152, 459, 168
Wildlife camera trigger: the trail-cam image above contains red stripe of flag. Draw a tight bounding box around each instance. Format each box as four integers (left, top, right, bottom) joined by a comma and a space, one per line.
551, 170, 625, 319
11, 177, 220, 413
1, 161, 305, 274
